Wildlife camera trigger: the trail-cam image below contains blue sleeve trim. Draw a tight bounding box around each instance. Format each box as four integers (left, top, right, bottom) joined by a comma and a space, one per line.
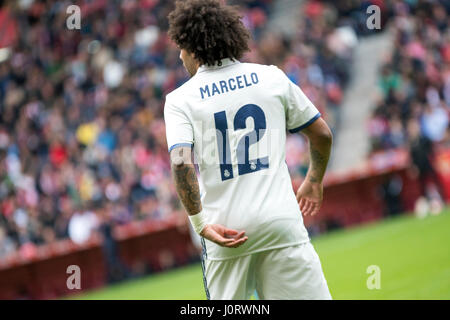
288, 113, 321, 133
168, 143, 193, 153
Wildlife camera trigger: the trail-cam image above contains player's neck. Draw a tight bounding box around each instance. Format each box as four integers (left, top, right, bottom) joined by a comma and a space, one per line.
197, 58, 237, 74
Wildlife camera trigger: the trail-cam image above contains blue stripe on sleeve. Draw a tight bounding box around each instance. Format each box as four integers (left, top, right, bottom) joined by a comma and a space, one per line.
168, 143, 193, 153
288, 112, 321, 133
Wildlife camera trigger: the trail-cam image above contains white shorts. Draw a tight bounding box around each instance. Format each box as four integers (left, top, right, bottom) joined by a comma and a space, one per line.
201, 241, 332, 300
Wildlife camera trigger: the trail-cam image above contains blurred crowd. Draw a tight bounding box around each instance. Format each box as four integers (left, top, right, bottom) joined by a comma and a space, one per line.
367, 0, 450, 207
368, 0, 450, 153
0, 0, 368, 258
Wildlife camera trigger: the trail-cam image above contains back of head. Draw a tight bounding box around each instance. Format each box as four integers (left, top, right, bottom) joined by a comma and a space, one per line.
168, 0, 250, 67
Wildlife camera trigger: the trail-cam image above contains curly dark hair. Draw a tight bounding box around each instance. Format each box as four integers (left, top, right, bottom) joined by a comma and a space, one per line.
168, 0, 250, 66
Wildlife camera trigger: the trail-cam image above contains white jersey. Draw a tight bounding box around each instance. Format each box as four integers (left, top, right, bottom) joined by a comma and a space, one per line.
164, 58, 321, 261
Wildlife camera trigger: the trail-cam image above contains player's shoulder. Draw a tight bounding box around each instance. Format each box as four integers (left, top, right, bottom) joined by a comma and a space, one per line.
240, 62, 284, 74
165, 78, 193, 102
239, 62, 286, 84
165, 75, 199, 108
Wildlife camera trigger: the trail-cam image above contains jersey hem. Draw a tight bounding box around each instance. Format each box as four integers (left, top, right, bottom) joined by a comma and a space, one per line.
204, 239, 311, 261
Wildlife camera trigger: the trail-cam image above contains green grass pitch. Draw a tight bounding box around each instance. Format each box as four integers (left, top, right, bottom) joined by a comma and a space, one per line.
71, 209, 450, 300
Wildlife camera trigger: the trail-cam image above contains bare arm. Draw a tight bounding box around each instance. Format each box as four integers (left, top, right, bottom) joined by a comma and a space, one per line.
295, 117, 333, 216
169, 146, 248, 247
302, 117, 333, 184
170, 146, 202, 215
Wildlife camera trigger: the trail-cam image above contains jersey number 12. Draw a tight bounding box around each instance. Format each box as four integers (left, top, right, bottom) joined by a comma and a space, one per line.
213, 104, 269, 181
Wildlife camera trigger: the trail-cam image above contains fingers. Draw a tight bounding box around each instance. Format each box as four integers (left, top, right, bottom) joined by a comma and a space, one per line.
222, 230, 247, 248
223, 228, 239, 238
209, 235, 233, 247
310, 203, 320, 216
298, 197, 305, 210
299, 198, 321, 216
305, 202, 317, 216
216, 235, 248, 248
227, 236, 248, 248
203, 225, 248, 248
302, 199, 312, 215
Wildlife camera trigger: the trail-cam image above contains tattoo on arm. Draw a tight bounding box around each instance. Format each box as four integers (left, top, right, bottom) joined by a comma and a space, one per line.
308, 144, 329, 183
301, 118, 333, 184
171, 152, 202, 215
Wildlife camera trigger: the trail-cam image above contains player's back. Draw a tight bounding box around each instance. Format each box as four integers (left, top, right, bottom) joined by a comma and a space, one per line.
164, 58, 320, 260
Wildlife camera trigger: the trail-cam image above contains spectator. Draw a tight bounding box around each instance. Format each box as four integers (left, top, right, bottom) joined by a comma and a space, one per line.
407, 120, 445, 206
68, 204, 99, 245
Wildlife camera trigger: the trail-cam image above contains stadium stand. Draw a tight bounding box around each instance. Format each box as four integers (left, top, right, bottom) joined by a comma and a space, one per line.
366, 0, 450, 204
368, 0, 450, 154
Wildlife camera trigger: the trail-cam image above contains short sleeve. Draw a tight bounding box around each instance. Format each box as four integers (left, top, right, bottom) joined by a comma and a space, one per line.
164, 96, 194, 152
275, 67, 321, 133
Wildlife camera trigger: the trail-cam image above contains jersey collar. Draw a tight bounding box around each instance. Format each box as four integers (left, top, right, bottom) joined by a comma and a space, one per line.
197, 58, 240, 74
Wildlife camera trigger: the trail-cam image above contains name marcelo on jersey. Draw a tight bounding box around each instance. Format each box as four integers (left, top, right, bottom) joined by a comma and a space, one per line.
199, 72, 259, 99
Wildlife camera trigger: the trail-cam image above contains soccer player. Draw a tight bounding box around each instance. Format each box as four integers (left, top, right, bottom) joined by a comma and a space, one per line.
164, 0, 333, 300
